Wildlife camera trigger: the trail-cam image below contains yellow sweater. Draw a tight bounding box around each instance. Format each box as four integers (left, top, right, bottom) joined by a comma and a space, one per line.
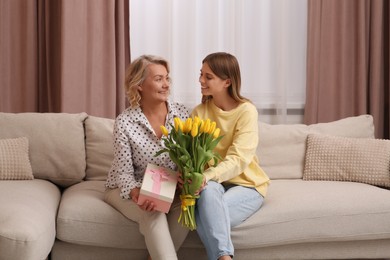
191, 100, 270, 197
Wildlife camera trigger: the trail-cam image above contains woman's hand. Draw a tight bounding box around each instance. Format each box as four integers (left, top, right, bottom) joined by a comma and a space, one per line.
130, 188, 155, 212
194, 175, 207, 195
178, 172, 207, 195
177, 172, 184, 190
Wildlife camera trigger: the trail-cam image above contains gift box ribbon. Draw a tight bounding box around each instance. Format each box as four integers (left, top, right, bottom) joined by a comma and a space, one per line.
150, 168, 176, 195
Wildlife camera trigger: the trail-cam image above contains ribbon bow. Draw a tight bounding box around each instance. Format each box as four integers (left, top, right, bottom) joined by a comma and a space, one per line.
150, 169, 174, 195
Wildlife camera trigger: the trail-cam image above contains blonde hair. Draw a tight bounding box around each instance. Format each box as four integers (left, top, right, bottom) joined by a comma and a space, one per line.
125, 55, 170, 108
201, 52, 249, 104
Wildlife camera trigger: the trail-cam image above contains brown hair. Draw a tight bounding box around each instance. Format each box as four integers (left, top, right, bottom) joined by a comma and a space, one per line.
201, 52, 249, 104
125, 55, 170, 108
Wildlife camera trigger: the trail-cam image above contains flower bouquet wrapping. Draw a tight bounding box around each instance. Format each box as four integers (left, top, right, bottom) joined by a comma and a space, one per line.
156, 116, 223, 230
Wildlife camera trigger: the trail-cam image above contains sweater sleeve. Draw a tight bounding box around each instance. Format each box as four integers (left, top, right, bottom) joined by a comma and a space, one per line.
203, 106, 259, 183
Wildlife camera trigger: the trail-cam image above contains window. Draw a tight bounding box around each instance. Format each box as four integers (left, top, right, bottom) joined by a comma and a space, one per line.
130, 0, 307, 123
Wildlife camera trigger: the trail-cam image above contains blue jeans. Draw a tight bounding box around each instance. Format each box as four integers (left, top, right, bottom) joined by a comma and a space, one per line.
195, 181, 264, 260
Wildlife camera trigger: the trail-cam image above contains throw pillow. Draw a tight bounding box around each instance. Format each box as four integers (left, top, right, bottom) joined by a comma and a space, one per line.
303, 134, 390, 188
0, 137, 34, 180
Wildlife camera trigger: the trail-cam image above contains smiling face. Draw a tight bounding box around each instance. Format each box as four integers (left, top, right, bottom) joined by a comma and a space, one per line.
199, 62, 230, 98
139, 63, 170, 104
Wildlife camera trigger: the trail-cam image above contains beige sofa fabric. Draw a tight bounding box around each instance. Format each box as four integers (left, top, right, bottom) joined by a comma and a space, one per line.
304, 134, 390, 187
56, 181, 145, 248
0, 112, 88, 187
84, 116, 115, 181
0, 137, 33, 180
258, 114, 375, 179
232, 179, 390, 248
56, 180, 390, 255
0, 179, 61, 260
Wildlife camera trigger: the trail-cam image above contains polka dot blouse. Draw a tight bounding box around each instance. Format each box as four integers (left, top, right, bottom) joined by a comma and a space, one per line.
105, 101, 189, 199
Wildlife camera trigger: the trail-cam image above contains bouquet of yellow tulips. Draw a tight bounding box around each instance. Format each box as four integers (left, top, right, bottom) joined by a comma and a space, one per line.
156, 116, 223, 230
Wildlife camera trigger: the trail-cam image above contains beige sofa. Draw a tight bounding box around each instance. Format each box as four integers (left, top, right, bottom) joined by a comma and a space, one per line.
1, 112, 390, 260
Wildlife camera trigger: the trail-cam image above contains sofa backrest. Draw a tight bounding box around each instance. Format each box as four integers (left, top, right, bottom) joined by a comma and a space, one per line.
84, 116, 114, 181
257, 114, 375, 179
84, 114, 376, 182
0, 112, 88, 187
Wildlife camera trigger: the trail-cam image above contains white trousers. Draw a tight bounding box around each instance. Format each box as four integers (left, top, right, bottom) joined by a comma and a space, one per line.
104, 188, 189, 260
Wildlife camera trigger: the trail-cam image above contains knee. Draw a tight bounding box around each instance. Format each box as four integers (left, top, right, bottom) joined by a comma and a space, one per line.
198, 181, 223, 203
139, 211, 166, 232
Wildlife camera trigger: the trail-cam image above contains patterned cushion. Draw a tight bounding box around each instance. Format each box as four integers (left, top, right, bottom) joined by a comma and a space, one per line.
258, 114, 375, 180
0, 137, 33, 180
303, 134, 390, 188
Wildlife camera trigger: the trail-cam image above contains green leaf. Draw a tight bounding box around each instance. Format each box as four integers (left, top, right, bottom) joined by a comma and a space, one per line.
208, 135, 224, 150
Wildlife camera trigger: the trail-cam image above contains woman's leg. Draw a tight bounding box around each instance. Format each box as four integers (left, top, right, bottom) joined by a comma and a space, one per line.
196, 181, 233, 260
104, 188, 177, 260
196, 182, 264, 260
167, 193, 190, 251
224, 185, 264, 228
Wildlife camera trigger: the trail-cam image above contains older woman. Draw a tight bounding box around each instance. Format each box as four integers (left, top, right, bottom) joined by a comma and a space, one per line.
104, 55, 189, 260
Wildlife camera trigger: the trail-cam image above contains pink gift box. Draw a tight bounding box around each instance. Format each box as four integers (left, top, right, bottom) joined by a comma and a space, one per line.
138, 163, 178, 213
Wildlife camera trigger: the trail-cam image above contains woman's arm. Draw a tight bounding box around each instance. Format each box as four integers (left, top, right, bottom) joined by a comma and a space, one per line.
108, 118, 141, 199
203, 106, 259, 183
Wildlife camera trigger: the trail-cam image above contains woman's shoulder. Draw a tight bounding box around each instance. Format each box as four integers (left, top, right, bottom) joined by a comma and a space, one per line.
190, 102, 208, 116
170, 101, 190, 118
236, 101, 258, 119
115, 106, 143, 124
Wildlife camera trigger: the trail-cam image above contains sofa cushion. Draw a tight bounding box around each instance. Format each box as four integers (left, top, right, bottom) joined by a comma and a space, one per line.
0, 179, 61, 260
56, 181, 146, 249
85, 116, 114, 181
303, 134, 390, 188
0, 137, 33, 180
230, 179, 390, 248
0, 112, 88, 187
258, 114, 375, 179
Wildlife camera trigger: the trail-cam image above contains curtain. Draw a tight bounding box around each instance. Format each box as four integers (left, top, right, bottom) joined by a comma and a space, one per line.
0, 0, 129, 118
130, 0, 307, 124
304, 0, 390, 138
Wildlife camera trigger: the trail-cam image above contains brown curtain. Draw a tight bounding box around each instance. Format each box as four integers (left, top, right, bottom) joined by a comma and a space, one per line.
304, 0, 390, 138
0, 0, 129, 119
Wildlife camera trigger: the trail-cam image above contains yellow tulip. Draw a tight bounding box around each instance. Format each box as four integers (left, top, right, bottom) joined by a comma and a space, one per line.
178, 120, 184, 132
209, 121, 216, 134
184, 118, 193, 134
160, 125, 169, 137
191, 122, 199, 137
213, 128, 221, 139
199, 120, 205, 133
203, 119, 211, 133
174, 117, 181, 132
193, 116, 200, 126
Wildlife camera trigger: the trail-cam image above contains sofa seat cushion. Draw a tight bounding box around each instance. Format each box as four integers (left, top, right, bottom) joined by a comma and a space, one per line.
0, 179, 61, 260
57, 180, 390, 254
180, 180, 390, 250
227, 179, 390, 248
56, 181, 147, 249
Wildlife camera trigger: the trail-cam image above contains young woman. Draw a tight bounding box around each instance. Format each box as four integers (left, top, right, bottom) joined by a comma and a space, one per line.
104, 55, 189, 260
191, 52, 270, 260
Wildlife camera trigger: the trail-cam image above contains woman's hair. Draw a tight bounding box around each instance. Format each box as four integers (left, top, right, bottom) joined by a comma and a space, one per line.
201, 52, 249, 104
125, 55, 170, 108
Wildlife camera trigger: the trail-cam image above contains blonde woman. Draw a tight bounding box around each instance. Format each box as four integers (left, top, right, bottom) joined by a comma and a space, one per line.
104, 55, 189, 260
